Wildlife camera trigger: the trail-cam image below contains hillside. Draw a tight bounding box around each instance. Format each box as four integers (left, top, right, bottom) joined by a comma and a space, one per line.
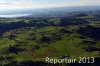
0, 11, 100, 66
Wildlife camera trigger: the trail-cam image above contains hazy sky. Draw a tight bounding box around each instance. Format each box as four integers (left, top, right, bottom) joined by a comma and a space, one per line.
0, 0, 100, 9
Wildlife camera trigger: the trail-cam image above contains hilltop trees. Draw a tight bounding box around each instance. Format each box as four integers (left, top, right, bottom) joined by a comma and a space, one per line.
28, 33, 36, 40
78, 25, 100, 40
39, 35, 53, 44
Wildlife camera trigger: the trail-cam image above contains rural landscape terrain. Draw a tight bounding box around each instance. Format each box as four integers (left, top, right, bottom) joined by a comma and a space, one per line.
0, 7, 100, 66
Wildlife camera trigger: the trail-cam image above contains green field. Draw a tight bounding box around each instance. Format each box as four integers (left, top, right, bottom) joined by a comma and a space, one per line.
0, 13, 100, 66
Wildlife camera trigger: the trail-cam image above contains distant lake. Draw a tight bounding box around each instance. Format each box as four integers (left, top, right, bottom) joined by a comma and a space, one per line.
0, 14, 31, 18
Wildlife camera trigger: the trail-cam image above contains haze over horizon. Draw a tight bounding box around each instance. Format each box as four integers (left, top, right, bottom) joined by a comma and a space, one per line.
0, 0, 100, 9
0, 0, 100, 18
